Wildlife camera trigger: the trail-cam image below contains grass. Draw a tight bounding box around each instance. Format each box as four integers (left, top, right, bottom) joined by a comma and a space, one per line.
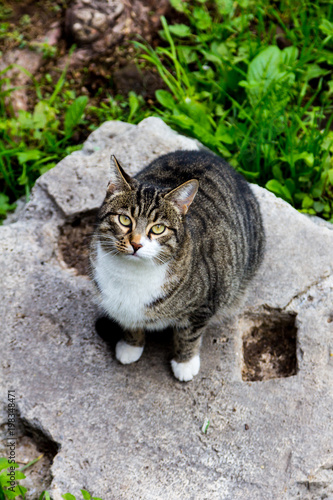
135, 0, 333, 221
1, 0, 333, 222
0, 58, 149, 220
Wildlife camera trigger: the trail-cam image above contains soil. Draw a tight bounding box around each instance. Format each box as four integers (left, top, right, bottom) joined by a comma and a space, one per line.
58, 212, 97, 275
242, 311, 298, 382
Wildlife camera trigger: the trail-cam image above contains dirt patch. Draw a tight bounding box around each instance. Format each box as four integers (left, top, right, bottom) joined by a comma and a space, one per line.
241, 309, 297, 381
58, 212, 97, 275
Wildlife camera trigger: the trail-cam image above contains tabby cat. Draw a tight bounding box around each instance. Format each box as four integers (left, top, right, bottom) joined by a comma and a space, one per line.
90, 150, 265, 381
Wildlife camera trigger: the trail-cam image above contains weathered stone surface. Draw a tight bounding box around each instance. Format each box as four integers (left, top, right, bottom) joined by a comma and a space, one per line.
1, 118, 333, 500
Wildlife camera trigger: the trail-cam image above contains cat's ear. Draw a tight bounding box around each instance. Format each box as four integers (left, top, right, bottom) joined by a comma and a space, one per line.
107, 155, 133, 193
164, 179, 199, 214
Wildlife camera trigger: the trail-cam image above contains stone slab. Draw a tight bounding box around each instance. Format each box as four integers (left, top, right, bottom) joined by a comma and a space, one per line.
1, 118, 333, 500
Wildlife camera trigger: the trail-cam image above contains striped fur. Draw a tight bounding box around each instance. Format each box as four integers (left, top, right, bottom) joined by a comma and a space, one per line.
90, 150, 265, 381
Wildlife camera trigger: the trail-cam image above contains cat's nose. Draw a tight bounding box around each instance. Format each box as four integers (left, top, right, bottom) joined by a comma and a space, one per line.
131, 242, 143, 253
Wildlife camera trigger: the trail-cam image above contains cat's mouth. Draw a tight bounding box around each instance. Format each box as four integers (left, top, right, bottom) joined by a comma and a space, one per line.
123, 250, 144, 259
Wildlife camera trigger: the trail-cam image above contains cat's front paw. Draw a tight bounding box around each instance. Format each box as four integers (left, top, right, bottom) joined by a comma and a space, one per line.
171, 355, 200, 382
115, 340, 144, 364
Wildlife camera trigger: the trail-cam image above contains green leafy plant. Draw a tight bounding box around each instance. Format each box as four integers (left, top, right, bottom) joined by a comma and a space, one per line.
0, 456, 104, 500
62, 491, 103, 500
135, 1, 333, 221
0, 61, 88, 217
0, 457, 29, 499
88, 91, 149, 128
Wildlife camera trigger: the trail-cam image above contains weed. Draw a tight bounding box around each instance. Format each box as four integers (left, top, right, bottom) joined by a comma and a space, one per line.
135, 1, 333, 221
0, 456, 103, 500
88, 91, 150, 129
0, 56, 88, 218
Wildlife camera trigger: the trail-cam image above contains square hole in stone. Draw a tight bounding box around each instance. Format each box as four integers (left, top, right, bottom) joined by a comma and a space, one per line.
241, 308, 298, 381
58, 211, 97, 275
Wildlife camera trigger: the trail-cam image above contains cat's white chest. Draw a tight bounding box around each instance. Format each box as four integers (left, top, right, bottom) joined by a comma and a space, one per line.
93, 243, 169, 330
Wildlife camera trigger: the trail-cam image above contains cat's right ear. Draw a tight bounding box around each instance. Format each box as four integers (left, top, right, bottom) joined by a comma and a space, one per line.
107, 155, 133, 194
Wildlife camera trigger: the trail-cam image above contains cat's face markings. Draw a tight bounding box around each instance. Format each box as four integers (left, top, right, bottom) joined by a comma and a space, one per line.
99, 155, 199, 262
113, 213, 173, 259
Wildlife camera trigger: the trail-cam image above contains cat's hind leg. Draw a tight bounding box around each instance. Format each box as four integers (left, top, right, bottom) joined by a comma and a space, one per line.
115, 328, 145, 365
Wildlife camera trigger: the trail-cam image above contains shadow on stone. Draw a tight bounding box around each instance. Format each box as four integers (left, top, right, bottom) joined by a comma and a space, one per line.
95, 316, 173, 354
58, 211, 97, 276
95, 316, 123, 346
241, 308, 298, 381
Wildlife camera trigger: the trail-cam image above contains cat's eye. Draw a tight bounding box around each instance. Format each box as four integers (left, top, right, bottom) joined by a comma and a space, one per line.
151, 224, 166, 235
119, 215, 131, 227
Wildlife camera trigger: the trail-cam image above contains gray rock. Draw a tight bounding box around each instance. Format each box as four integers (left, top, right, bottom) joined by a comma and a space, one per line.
66, 0, 124, 44
64, 0, 169, 59
1, 118, 332, 500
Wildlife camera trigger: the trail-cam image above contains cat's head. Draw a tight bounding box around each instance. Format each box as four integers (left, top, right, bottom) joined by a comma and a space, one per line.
96, 156, 198, 264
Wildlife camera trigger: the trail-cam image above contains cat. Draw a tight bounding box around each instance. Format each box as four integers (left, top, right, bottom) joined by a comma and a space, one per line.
90, 150, 265, 381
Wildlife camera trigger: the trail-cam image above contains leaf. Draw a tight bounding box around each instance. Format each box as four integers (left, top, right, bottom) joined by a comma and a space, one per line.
39, 492, 51, 500
16, 150, 42, 165
241, 45, 296, 108
33, 101, 56, 130
0, 483, 5, 500
178, 99, 212, 131
17, 484, 28, 496
168, 24, 191, 38
62, 494, 76, 500
216, 132, 233, 144
247, 46, 281, 86
3, 485, 27, 499
39, 162, 57, 175
16, 110, 34, 131
64, 96, 88, 136
328, 169, 333, 184
302, 195, 314, 209
169, 0, 187, 13
216, 0, 233, 15
215, 122, 233, 144
265, 179, 293, 203
272, 165, 284, 183
81, 491, 91, 500
128, 92, 140, 122
281, 46, 299, 67
281, 152, 314, 168
319, 19, 333, 36
155, 90, 176, 110
237, 167, 260, 180
0, 470, 25, 481
3, 489, 16, 499
304, 64, 330, 81
192, 7, 212, 29
313, 201, 325, 213
0, 459, 17, 472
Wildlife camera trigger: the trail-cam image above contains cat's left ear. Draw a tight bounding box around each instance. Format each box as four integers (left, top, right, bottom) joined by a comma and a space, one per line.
164, 179, 199, 215
107, 155, 133, 193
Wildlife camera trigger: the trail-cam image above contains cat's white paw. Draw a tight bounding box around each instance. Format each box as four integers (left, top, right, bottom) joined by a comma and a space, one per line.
115, 340, 144, 364
171, 355, 200, 382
